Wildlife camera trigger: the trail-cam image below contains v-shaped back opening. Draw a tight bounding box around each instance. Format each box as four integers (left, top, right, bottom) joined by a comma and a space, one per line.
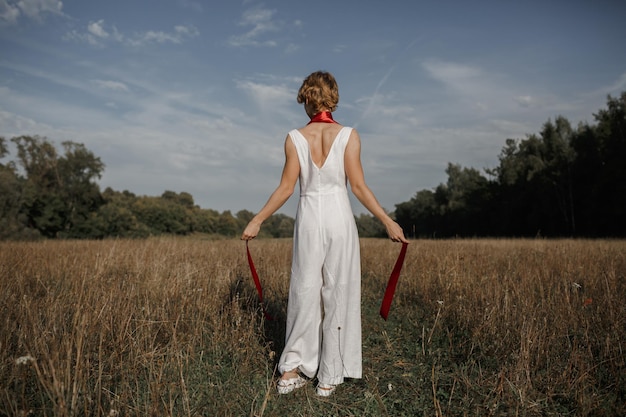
295, 127, 347, 170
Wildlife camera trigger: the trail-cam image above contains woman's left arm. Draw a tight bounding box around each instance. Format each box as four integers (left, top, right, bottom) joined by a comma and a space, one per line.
345, 129, 409, 243
241, 136, 300, 240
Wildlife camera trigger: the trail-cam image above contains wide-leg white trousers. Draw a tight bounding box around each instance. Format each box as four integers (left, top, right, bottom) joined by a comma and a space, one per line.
278, 194, 362, 385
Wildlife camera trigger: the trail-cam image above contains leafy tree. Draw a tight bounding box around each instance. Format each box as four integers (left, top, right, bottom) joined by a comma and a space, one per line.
354, 213, 386, 238
216, 210, 239, 236
57, 141, 106, 236
265, 213, 294, 238
131, 196, 189, 235
236, 209, 255, 224
536, 117, 576, 234
569, 124, 602, 234
595, 93, 626, 235
231, 210, 295, 238
396, 93, 626, 237
9, 136, 105, 238
192, 208, 219, 234
396, 189, 438, 238
0, 137, 30, 239
490, 122, 571, 236
397, 164, 490, 237
439, 163, 490, 235
162, 190, 195, 208
87, 191, 150, 238
11, 136, 61, 237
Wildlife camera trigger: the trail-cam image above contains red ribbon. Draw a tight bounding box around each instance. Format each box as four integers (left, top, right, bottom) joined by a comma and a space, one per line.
307, 111, 338, 124
246, 241, 273, 320
380, 242, 409, 320
247, 239, 408, 321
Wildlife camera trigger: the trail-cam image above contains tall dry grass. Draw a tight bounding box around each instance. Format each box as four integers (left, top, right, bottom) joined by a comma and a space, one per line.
362, 239, 626, 416
1, 238, 624, 416
1, 238, 284, 416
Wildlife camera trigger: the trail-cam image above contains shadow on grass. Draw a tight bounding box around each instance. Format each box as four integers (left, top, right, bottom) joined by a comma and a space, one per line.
227, 273, 287, 370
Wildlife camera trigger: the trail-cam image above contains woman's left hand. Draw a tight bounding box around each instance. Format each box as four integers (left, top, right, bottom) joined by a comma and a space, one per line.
385, 221, 410, 244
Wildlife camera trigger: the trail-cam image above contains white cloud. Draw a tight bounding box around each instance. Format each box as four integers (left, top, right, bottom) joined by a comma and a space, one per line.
419, 57, 556, 121
88, 19, 109, 39
131, 30, 179, 45
513, 95, 533, 108
64, 20, 123, 46
235, 79, 294, 114
0, 60, 86, 94
65, 21, 198, 47
128, 28, 194, 46
0, 0, 63, 24
0, 108, 50, 135
93, 79, 129, 92
241, 7, 275, 28
174, 25, 198, 37
284, 43, 299, 54
229, 6, 279, 47
603, 72, 626, 95
16, 0, 62, 19
422, 59, 483, 94
0, 0, 20, 24
178, 0, 202, 13
354, 91, 420, 134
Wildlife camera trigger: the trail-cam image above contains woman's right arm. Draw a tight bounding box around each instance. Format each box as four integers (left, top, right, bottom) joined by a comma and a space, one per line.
241, 136, 300, 240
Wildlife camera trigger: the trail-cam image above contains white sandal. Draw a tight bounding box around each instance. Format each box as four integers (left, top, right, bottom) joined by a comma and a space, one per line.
276, 374, 306, 394
316, 383, 337, 397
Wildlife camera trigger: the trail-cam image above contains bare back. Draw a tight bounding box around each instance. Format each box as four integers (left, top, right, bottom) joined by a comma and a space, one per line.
297, 123, 344, 169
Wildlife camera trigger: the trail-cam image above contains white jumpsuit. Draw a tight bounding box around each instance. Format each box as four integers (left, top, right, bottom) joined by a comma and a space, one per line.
278, 126, 362, 386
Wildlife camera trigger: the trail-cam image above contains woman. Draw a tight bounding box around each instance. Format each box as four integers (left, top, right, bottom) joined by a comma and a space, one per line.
241, 71, 408, 396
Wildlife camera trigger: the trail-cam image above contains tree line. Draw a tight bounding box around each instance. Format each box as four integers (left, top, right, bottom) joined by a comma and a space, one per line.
0, 136, 293, 239
0, 135, 386, 240
395, 92, 626, 237
1, 92, 624, 240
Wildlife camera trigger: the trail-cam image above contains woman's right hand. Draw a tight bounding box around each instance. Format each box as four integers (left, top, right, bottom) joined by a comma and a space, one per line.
241, 221, 261, 241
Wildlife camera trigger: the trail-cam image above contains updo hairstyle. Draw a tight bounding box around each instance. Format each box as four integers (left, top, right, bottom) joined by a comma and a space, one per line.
297, 71, 339, 112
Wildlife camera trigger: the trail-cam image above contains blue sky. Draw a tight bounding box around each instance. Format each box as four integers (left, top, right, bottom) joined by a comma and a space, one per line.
1, 0, 625, 215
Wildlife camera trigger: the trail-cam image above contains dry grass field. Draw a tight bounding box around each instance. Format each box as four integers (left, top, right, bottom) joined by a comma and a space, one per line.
1, 237, 624, 416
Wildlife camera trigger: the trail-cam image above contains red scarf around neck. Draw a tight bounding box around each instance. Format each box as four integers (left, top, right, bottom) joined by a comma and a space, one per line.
308, 111, 338, 125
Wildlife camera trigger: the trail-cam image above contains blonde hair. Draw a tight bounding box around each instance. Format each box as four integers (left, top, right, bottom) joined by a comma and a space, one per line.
297, 71, 339, 112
